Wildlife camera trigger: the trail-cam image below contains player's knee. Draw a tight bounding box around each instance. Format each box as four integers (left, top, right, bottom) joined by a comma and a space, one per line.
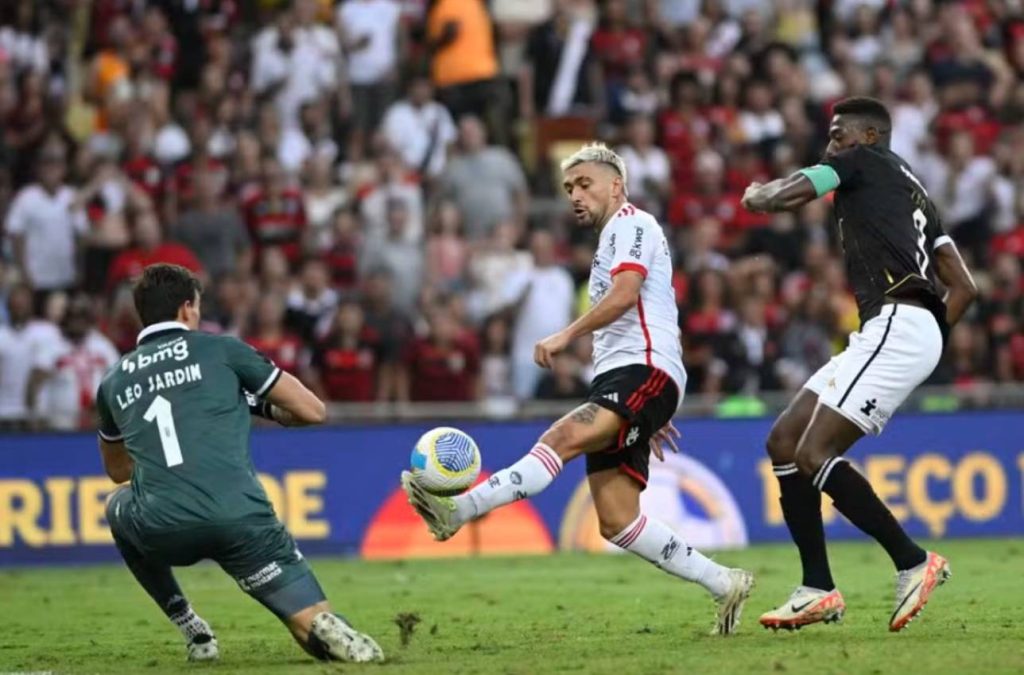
794, 442, 833, 477
765, 419, 799, 463
597, 512, 636, 542
539, 422, 582, 463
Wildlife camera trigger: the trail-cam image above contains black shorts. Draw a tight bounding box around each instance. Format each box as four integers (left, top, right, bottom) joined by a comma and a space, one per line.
585, 365, 680, 488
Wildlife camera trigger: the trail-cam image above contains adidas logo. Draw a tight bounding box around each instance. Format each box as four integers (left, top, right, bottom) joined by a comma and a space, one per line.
603, 393, 619, 403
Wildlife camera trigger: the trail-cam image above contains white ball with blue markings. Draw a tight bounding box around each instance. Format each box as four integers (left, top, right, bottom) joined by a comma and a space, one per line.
410, 426, 482, 496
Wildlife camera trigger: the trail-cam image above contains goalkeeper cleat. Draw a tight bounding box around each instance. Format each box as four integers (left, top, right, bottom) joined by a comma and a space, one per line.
760, 586, 846, 631
186, 633, 219, 662
401, 470, 462, 542
713, 568, 754, 636
889, 551, 950, 632
309, 612, 384, 663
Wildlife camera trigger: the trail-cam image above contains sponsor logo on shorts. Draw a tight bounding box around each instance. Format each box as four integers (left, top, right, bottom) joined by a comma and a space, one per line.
488, 475, 501, 488
603, 392, 619, 403
513, 490, 528, 501
625, 427, 640, 446
237, 562, 283, 592
860, 398, 891, 427
510, 471, 523, 485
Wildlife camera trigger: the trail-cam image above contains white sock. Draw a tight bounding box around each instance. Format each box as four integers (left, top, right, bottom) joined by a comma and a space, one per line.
453, 443, 563, 525
609, 514, 732, 597
170, 605, 213, 642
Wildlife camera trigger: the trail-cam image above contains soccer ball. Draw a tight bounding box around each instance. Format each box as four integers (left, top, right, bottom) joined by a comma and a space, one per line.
410, 426, 481, 496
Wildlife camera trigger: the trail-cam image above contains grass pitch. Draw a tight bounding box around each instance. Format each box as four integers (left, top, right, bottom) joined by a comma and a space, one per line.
1, 539, 1022, 675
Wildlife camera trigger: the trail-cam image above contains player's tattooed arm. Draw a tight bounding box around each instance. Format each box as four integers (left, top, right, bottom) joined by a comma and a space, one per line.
569, 403, 600, 425
741, 173, 818, 213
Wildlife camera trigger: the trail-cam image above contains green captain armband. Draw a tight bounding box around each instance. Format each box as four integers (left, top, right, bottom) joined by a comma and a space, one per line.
798, 165, 841, 197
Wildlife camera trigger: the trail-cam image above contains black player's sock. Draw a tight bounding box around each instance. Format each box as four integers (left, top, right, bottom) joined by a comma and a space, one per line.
112, 534, 212, 641
114, 537, 188, 617
814, 458, 927, 571
774, 462, 835, 591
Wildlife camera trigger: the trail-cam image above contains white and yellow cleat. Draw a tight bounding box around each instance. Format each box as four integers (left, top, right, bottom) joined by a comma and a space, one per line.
400, 470, 462, 541
889, 551, 951, 632
759, 586, 846, 631
713, 568, 755, 636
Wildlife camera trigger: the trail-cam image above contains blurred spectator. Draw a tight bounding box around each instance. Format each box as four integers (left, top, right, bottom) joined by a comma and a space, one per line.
172, 169, 251, 281
4, 144, 86, 309
360, 198, 424, 313
85, 14, 133, 132
362, 268, 413, 401
246, 294, 304, 375
520, 0, 601, 120
381, 74, 457, 180
307, 297, 381, 402
534, 351, 588, 400
107, 209, 204, 292
425, 199, 469, 290
718, 295, 781, 393
480, 314, 514, 399
242, 155, 308, 267
426, 0, 502, 137
920, 130, 997, 264
399, 306, 480, 401
466, 221, 533, 320
286, 258, 337, 344
323, 207, 361, 289
0, 2, 48, 76
617, 114, 670, 216
251, 8, 336, 132
441, 116, 528, 240
303, 155, 348, 251
27, 297, 119, 431
737, 79, 784, 153
359, 148, 424, 244
0, 284, 59, 431
337, 0, 403, 160
503, 229, 575, 399
76, 155, 154, 294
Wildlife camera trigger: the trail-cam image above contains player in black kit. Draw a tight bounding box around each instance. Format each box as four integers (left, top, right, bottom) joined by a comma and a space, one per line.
741, 97, 978, 633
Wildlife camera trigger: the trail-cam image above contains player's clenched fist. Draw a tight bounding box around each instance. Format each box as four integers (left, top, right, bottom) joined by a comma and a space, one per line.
741, 182, 765, 212
534, 330, 571, 369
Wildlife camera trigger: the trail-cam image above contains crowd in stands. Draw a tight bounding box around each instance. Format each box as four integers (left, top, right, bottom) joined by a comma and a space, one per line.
1, 0, 1023, 430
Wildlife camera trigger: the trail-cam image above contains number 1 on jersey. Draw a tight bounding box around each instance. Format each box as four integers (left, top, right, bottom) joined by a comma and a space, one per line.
144, 395, 183, 467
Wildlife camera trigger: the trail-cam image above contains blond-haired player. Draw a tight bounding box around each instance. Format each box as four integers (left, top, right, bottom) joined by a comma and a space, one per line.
401, 143, 754, 635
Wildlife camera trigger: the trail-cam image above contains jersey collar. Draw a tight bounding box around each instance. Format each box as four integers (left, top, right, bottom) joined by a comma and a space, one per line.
137, 321, 190, 345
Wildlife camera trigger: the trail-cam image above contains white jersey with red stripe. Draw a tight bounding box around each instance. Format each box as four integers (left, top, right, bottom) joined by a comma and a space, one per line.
588, 202, 686, 398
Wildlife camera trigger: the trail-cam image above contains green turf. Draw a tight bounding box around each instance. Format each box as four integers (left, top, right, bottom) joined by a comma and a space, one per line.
2, 539, 1022, 675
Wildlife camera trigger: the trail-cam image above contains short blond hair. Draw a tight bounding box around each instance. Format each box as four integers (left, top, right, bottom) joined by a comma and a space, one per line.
560, 142, 628, 195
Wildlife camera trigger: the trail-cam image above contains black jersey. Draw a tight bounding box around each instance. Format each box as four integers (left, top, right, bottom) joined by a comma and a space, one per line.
823, 144, 949, 337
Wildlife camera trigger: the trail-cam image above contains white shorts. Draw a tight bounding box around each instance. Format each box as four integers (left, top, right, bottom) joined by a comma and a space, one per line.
804, 303, 942, 435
